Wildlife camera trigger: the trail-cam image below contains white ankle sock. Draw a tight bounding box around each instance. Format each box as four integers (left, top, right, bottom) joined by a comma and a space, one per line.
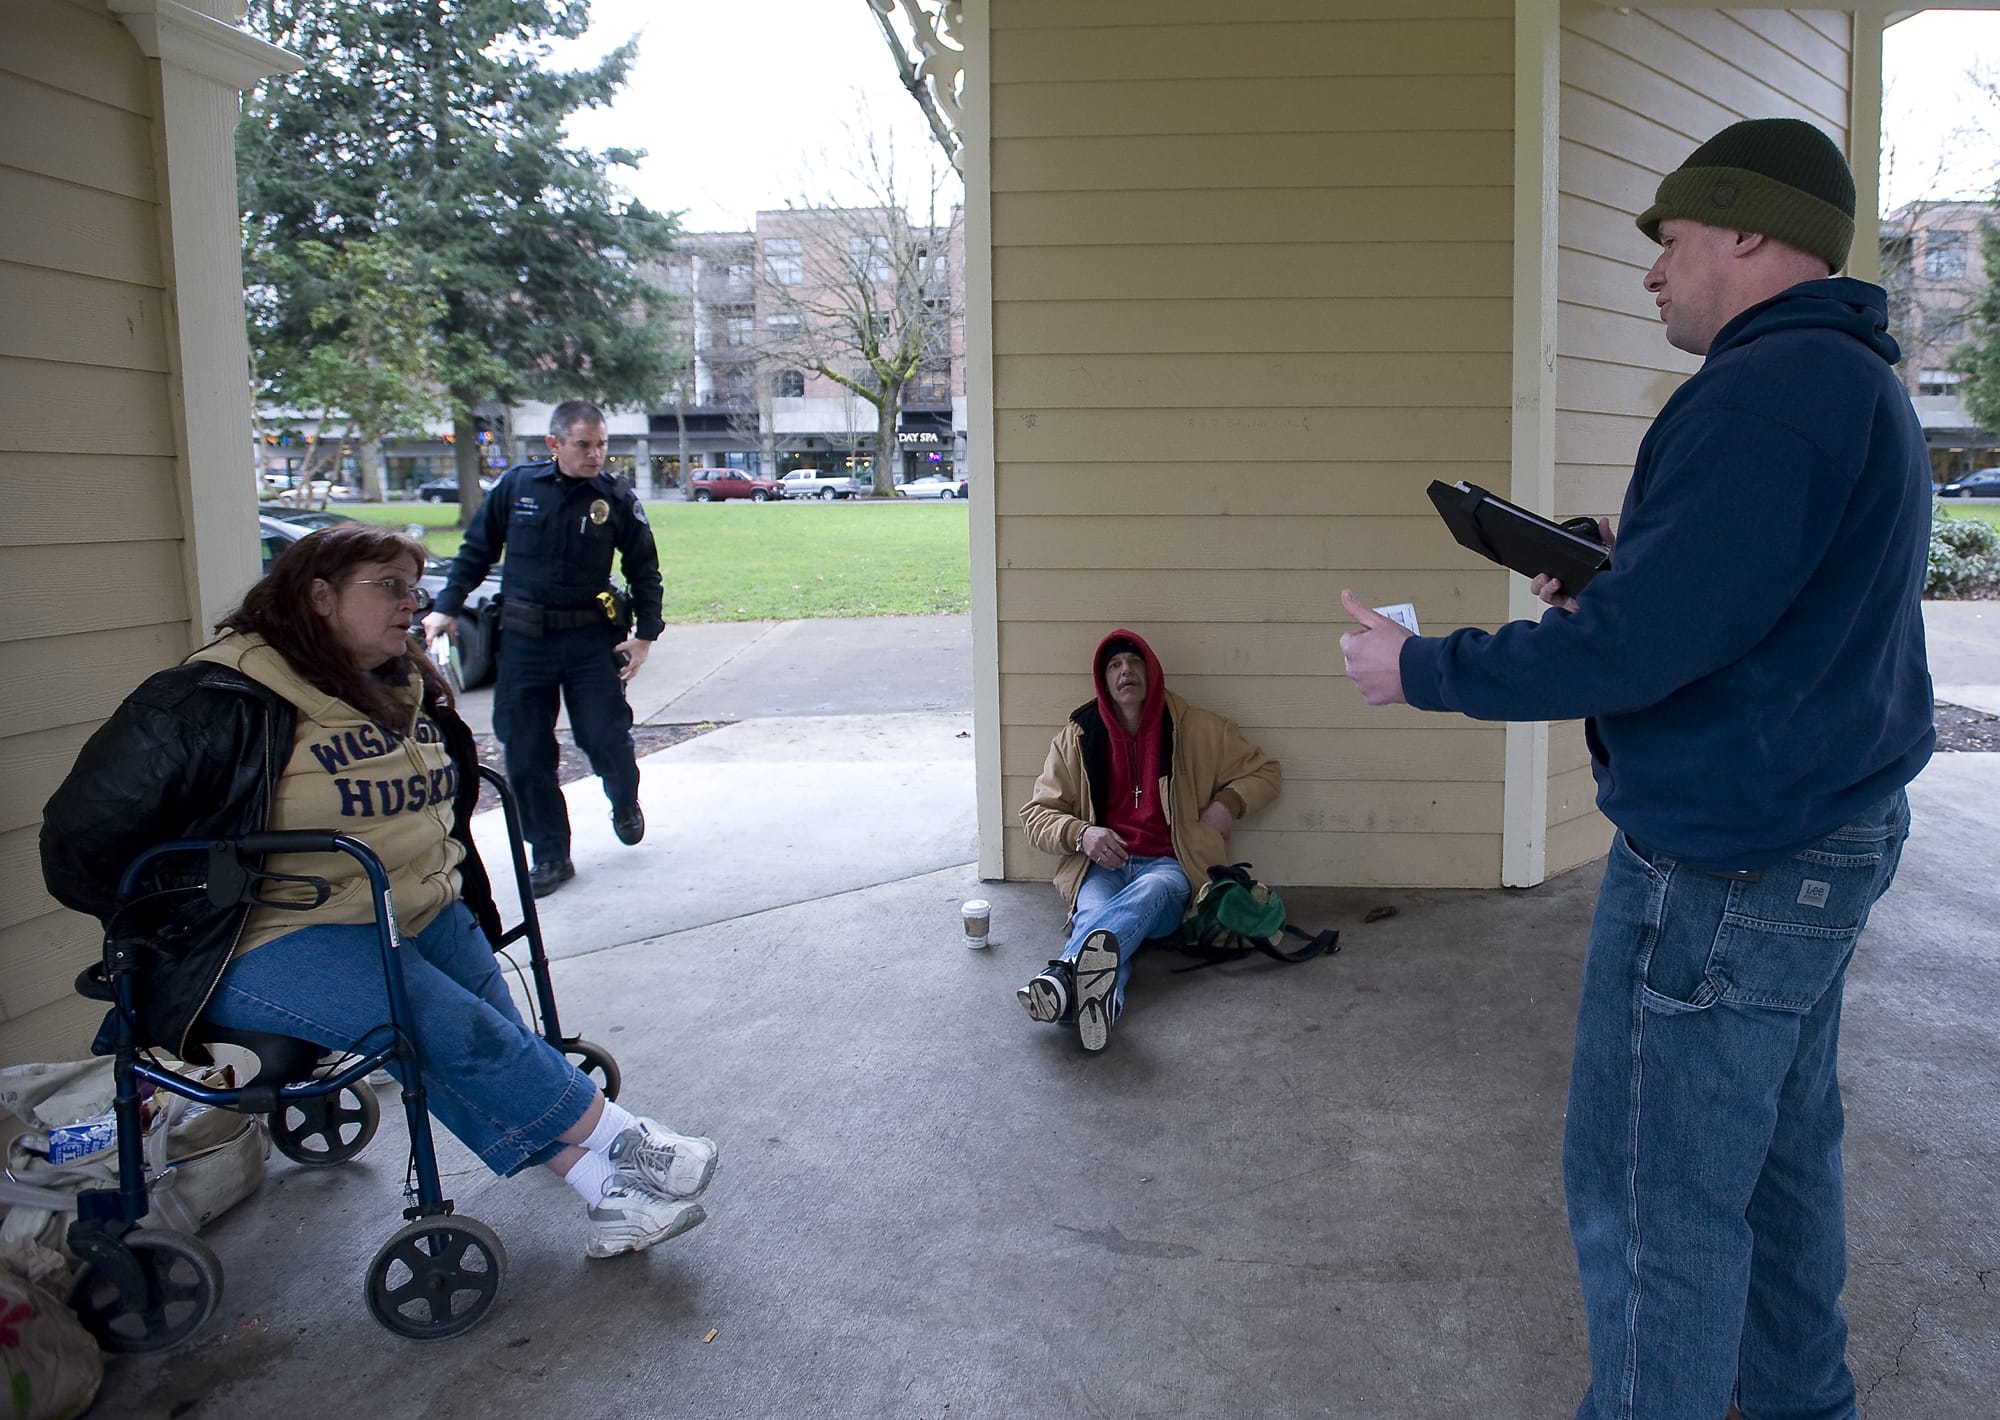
579, 1099, 640, 1156
563, 1149, 615, 1205
562, 1100, 643, 1203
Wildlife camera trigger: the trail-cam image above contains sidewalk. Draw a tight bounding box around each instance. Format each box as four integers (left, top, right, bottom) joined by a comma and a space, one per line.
1923, 598, 2000, 714
86, 612, 1999, 1419
470, 711, 976, 963
449, 613, 975, 735
460, 614, 980, 960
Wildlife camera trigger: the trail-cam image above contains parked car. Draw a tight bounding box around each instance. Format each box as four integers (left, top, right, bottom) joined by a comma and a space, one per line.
1938, 469, 2000, 498
259, 474, 358, 503
258, 504, 358, 530
257, 515, 504, 690
895, 473, 968, 500
776, 469, 859, 500
415, 474, 498, 504
687, 469, 784, 502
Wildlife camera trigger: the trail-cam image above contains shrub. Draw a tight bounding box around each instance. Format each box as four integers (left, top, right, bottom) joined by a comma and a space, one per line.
1927, 516, 2000, 598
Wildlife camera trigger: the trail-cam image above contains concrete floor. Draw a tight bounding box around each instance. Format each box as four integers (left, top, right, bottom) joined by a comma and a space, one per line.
88, 771, 2000, 1420
81, 612, 2000, 1418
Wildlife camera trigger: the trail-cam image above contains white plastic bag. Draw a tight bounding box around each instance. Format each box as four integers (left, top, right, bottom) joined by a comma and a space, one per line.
0, 1240, 101, 1420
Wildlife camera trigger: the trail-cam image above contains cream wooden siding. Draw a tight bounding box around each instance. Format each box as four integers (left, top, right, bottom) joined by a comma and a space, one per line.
1544, 5, 1853, 876
0, 0, 189, 1065
990, 0, 1517, 888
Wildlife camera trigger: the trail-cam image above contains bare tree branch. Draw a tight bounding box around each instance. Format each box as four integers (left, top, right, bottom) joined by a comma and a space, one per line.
755, 129, 962, 494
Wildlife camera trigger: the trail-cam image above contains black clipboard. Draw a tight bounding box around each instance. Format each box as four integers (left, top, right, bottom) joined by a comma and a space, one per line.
1425, 480, 1611, 594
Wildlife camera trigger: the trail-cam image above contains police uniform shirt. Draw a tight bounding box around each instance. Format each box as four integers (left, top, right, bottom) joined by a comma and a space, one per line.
436, 460, 665, 640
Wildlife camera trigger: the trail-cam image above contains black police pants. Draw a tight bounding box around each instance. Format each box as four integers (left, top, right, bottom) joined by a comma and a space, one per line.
491, 621, 638, 866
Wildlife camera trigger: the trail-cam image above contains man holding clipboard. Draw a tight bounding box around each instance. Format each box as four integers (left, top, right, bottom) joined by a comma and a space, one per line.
1340, 119, 1933, 1420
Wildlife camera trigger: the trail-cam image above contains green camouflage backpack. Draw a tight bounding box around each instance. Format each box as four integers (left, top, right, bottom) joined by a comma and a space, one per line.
1178, 863, 1340, 969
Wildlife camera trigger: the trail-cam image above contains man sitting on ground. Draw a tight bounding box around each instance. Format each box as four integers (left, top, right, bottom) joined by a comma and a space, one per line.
1018, 629, 1281, 1052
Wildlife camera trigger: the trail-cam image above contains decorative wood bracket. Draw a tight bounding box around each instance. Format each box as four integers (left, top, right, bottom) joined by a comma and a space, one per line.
866, 0, 966, 173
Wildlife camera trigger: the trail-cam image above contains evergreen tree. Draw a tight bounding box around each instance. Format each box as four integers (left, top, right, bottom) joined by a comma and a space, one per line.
240, 0, 679, 518
248, 233, 451, 500
1950, 219, 2000, 438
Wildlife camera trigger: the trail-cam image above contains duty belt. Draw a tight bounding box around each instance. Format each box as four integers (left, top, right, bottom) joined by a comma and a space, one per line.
500, 599, 611, 637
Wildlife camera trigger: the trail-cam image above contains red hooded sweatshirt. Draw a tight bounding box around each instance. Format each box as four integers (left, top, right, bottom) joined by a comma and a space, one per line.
1093, 629, 1174, 859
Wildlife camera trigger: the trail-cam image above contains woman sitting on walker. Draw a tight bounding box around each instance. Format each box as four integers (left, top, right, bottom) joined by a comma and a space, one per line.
41, 523, 716, 1259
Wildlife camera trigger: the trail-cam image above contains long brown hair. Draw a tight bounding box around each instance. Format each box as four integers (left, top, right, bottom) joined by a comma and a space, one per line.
214, 523, 453, 728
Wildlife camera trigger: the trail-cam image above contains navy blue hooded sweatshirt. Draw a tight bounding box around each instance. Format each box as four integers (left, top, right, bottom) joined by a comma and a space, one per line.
1400, 277, 1934, 869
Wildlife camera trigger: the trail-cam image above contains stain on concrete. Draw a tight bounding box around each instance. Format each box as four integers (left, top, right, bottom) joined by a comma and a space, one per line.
112, 1319, 300, 1418
1052, 1222, 1200, 1260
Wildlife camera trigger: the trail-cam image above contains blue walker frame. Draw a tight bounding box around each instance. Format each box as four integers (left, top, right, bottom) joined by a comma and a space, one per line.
66, 765, 614, 1349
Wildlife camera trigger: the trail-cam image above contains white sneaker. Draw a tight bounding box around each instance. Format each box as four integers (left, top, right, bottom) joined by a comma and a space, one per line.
611, 1118, 719, 1199
585, 1181, 706, 1259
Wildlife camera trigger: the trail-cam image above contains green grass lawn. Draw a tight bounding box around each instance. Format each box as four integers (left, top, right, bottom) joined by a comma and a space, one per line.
349, 500, 970, 622
1936, 501, 2000, 530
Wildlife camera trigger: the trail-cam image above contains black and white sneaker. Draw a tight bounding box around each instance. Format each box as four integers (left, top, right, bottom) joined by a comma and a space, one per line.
1074, 929, 1120, 1053
1017, 961, 1074, 1023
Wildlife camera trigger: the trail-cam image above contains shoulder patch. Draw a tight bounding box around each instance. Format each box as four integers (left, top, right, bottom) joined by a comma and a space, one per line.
631, 501, 648, 526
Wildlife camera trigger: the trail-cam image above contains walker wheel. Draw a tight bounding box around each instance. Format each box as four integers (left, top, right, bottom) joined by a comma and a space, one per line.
69, 1231, 224, 1354
271, 1082, 380, 1166
564, 1040, 622, 1101
365, 1215, 506, 1341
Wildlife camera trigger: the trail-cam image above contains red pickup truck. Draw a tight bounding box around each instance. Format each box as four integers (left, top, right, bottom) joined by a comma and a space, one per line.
687, 469, 783, 502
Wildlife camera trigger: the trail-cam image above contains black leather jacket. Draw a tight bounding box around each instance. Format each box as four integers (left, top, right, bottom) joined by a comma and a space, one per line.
40, 662, 502, 1060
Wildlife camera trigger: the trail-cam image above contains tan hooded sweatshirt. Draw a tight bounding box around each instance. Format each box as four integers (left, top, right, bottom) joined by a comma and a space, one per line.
189, 633, 465, 956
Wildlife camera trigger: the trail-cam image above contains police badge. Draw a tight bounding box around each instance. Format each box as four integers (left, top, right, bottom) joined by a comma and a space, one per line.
588, 498, 610, 525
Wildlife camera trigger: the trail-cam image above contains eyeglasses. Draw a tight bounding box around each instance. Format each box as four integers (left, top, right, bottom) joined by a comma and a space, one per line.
347, 576, 417, 601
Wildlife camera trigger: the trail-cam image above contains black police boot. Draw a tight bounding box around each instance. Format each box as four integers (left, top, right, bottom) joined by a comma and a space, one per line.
612, 800, 645, 846
529, 858, 575, 898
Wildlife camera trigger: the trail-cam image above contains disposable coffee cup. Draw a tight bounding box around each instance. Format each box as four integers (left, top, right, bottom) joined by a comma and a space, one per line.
962, 898, 991, 949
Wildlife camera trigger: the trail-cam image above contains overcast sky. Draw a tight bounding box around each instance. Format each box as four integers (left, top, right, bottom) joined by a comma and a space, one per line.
1883, 9, 2000, 207
551, 0, 955, 232
552, 3, 1998, 230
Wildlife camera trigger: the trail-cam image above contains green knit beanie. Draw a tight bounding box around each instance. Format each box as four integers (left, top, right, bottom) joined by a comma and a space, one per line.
1635, 117, 1856, 271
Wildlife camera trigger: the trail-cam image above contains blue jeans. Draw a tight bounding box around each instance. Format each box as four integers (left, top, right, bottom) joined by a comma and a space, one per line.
493, 621, 638, 867
1062, 856, 1192, 1010
1565, 790, 1910, 1420
202, 902, 595, 1177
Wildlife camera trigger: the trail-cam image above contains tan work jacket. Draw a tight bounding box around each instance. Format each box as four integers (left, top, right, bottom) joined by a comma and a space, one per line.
1019, 689, 1281, 922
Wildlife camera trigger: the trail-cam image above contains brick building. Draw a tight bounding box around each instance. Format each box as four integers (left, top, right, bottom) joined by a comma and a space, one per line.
615, 206, 967, 491
1882, 199, 2000, 481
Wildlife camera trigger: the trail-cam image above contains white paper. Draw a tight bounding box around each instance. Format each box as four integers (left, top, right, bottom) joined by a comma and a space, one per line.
1373, 602, 1421, 635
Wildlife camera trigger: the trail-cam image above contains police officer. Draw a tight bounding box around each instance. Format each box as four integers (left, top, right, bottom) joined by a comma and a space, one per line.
423, 400, 663, 897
